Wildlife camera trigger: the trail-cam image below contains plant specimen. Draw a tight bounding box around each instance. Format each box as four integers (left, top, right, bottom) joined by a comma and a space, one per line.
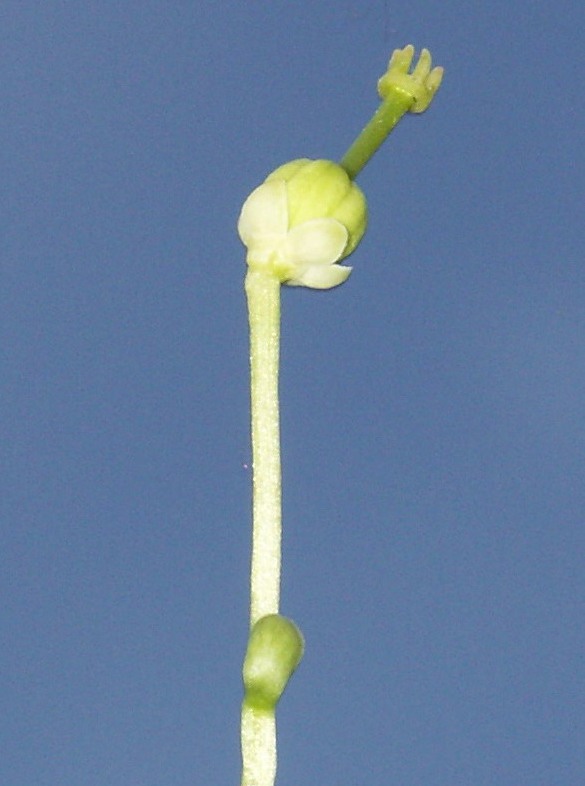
237, 45, 444, 786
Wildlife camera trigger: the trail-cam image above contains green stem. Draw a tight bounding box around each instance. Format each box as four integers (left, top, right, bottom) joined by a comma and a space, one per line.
245, 266, 282, 628
242, 267, 282, 786
339, 87, 414, 180
241, 705, 276, 786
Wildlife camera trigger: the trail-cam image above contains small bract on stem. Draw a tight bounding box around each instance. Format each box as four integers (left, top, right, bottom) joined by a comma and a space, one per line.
238, 44, 443, 786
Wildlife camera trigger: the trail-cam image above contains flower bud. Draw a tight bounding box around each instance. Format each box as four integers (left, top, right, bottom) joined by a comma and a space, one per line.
242, 614, 304, 712
238, 159, 367, 289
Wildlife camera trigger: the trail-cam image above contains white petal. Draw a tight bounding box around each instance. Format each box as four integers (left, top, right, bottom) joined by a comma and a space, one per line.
285, 218, 348, 267
237, 180, 288, 245
286, 263, 352, 289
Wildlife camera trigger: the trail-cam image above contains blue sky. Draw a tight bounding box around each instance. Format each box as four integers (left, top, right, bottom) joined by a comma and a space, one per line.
2, 2, 584, 785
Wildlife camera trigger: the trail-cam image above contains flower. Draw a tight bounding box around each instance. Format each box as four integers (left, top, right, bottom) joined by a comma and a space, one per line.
238, 159, 367, 289
377, 44, 444, 114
